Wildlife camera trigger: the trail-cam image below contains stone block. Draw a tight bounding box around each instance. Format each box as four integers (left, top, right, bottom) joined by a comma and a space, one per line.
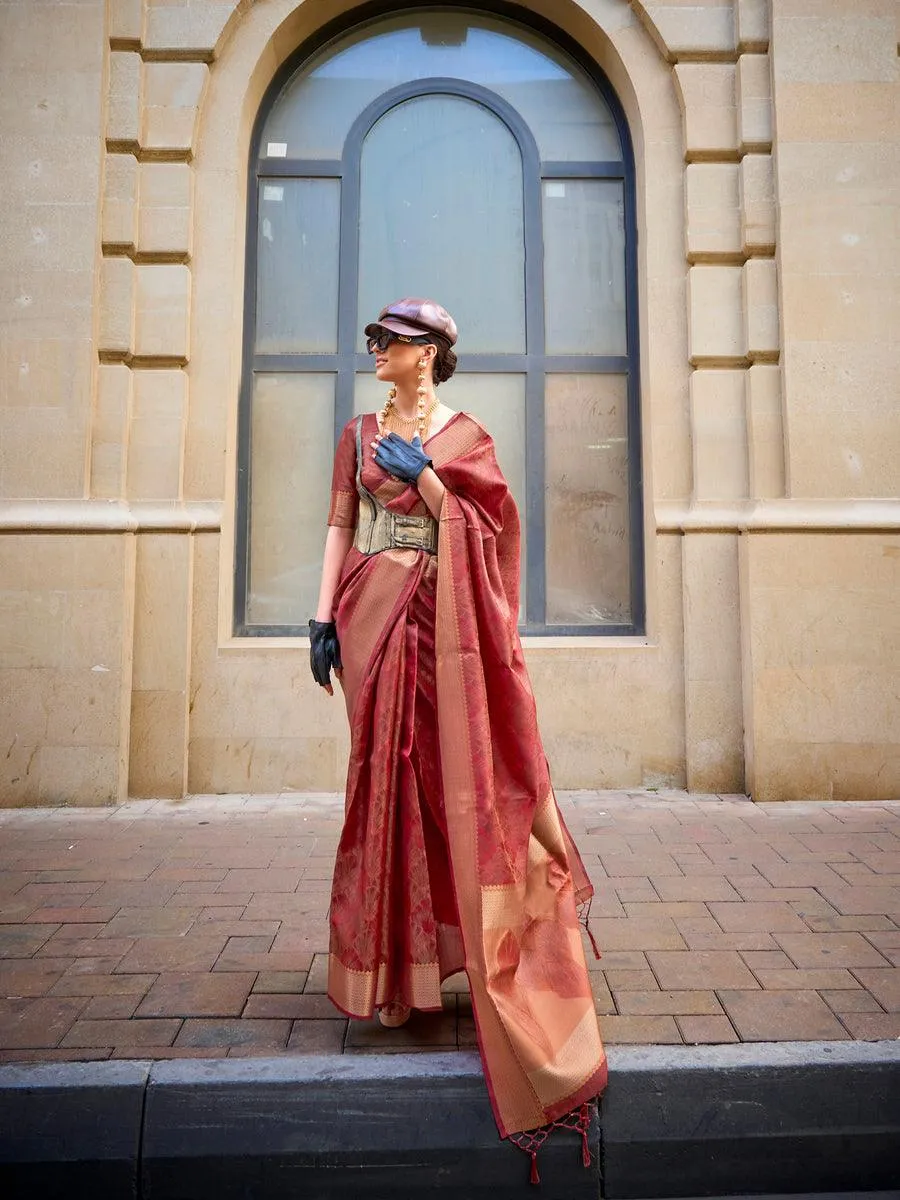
673, 63, 738, 160
132, 530, 191, 692
0, 3, 100, 76
129, 690, 189, 799
141, 63, 208, 156
107, 51, 141, 147
181, 312, 232, 499
742, 257, 779, 361
736, 0, 769, 51
0, 65, 102, 142
133, 264, 190, 360
782, 267, 895, 345
745, 363, 784, 499
775, 80, 895, 145
0, 532, 130, 805
684, 162, 741, 262
737, 53, 773, 151
688, 266, 744, 364
741, 533, 900, 801
682, 533, 744, 792
109, 0, 143, 44
0, 406, 87, 499
98, 256, 134, 356
2, 194, 96, 276
0, 1061, 148, 1195
689, 369, 749, 500
138, 162, 193, 257
633, 1, 735, 60
127, 370, 186, 498
187, 736, 342, 794
143, 1, 236, 56
0, 589, 68, 670
0, 333, 92, 413
45, 668, 121, 747
739, 153, 776, 254
38, 745, 121, 806
90, 364, 132, 499
132, 367, 187, 424
781, 338, 897, 498
771, 13, 897, 86
774, 140, 895, 209
101, 153, 138, 251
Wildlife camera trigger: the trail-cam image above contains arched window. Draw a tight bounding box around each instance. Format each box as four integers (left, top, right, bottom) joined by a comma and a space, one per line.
235, 6, 643, 636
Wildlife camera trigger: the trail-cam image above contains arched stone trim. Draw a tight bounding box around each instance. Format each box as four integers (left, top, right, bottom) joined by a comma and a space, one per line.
175, 0, 702, 795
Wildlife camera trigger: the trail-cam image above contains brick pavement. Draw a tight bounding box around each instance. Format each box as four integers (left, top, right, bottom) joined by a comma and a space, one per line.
1, 791, 899, 1062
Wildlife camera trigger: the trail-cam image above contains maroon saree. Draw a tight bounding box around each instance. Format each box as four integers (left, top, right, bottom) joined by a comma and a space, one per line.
326, 411, 607, 1144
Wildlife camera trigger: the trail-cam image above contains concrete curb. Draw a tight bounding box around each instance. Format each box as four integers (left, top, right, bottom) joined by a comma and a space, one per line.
602, 1042, 900, 1198
142, 1053, 596, 1199
0, 1043, 898, 1198
0, 1060, 149, 1199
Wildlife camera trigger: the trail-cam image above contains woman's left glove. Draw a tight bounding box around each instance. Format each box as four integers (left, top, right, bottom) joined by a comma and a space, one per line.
375, 433, 433, 484
309, 618, 342, 689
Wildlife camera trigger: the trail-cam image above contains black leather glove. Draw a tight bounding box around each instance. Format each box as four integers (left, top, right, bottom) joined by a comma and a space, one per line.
309, 619, 342, 689
375, 433, 433, 484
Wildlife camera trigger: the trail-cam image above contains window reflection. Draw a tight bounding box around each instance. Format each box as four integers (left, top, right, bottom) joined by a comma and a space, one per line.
543, 180, 627, 356
241, 8, 641, 635
545, 375, 631, 625
262, 11, 621, 162
255, 180, 340, 353
358, 95, 525, 354
248, 374, 335, 624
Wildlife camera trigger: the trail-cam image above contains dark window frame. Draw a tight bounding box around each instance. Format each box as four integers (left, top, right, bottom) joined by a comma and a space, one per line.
234, 1, 644, 638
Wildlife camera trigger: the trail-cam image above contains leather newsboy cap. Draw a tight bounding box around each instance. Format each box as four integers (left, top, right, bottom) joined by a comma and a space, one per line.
365, 297, 458, 346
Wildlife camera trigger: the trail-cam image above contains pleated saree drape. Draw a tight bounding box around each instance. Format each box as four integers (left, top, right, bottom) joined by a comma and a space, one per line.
326, 411, 607, 1143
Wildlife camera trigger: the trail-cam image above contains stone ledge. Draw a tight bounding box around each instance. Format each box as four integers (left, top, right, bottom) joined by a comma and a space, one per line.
0, 500, 222, 533
655, 498, 900, 533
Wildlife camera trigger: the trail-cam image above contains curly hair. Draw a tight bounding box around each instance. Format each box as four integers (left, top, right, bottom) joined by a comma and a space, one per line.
425, 336, 458, 387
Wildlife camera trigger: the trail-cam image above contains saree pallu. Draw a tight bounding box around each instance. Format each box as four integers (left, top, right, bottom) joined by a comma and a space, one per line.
327, 411, 607, 1142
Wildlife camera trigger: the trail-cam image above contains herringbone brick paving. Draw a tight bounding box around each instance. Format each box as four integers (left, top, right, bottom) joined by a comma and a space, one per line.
1, 791, 898, 1061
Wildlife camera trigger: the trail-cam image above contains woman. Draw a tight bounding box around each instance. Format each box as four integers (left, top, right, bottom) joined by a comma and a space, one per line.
310, 298, 607, 1174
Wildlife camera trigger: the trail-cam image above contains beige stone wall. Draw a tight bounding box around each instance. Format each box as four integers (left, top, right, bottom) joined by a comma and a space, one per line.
0, 0, 897, 804
770, 1, 899, 499
0, 0, 135, 805
741, 532, 900, 802
0, 534, 134, 806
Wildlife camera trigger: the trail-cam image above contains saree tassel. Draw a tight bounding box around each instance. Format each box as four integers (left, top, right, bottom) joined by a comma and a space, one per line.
577, 898, 602, 961
585, 920, 602, 961
579, 1103, 591, 1166
529, 1149, 540, 1185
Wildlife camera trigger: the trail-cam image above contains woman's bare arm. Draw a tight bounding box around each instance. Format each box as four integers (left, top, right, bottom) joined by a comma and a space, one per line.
315, 525, 354, 621
416, 466, 446, 519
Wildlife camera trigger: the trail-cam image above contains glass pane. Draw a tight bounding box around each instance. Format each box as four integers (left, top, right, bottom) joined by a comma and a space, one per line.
543, 179, 626, 355
545, 374, 630, 625
357, 95, 525, 354
354, 372, 526, 618
247, 374, 335, 624
261, 11, 621, 162
255, 179, 340, 353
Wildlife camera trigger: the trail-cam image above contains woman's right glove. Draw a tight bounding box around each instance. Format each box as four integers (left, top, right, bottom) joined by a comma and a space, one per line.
309, 619, 342, 690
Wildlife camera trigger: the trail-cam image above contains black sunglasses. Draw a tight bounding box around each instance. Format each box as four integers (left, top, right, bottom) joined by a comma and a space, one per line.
366, 331, 432, 354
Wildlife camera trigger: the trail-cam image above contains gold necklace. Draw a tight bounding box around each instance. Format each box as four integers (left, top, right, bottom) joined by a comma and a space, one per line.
381, 397, 439, 440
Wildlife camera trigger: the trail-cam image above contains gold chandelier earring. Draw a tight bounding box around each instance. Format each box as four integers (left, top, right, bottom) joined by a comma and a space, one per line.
416, 357, 428, 438
379, 384, 397, 433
